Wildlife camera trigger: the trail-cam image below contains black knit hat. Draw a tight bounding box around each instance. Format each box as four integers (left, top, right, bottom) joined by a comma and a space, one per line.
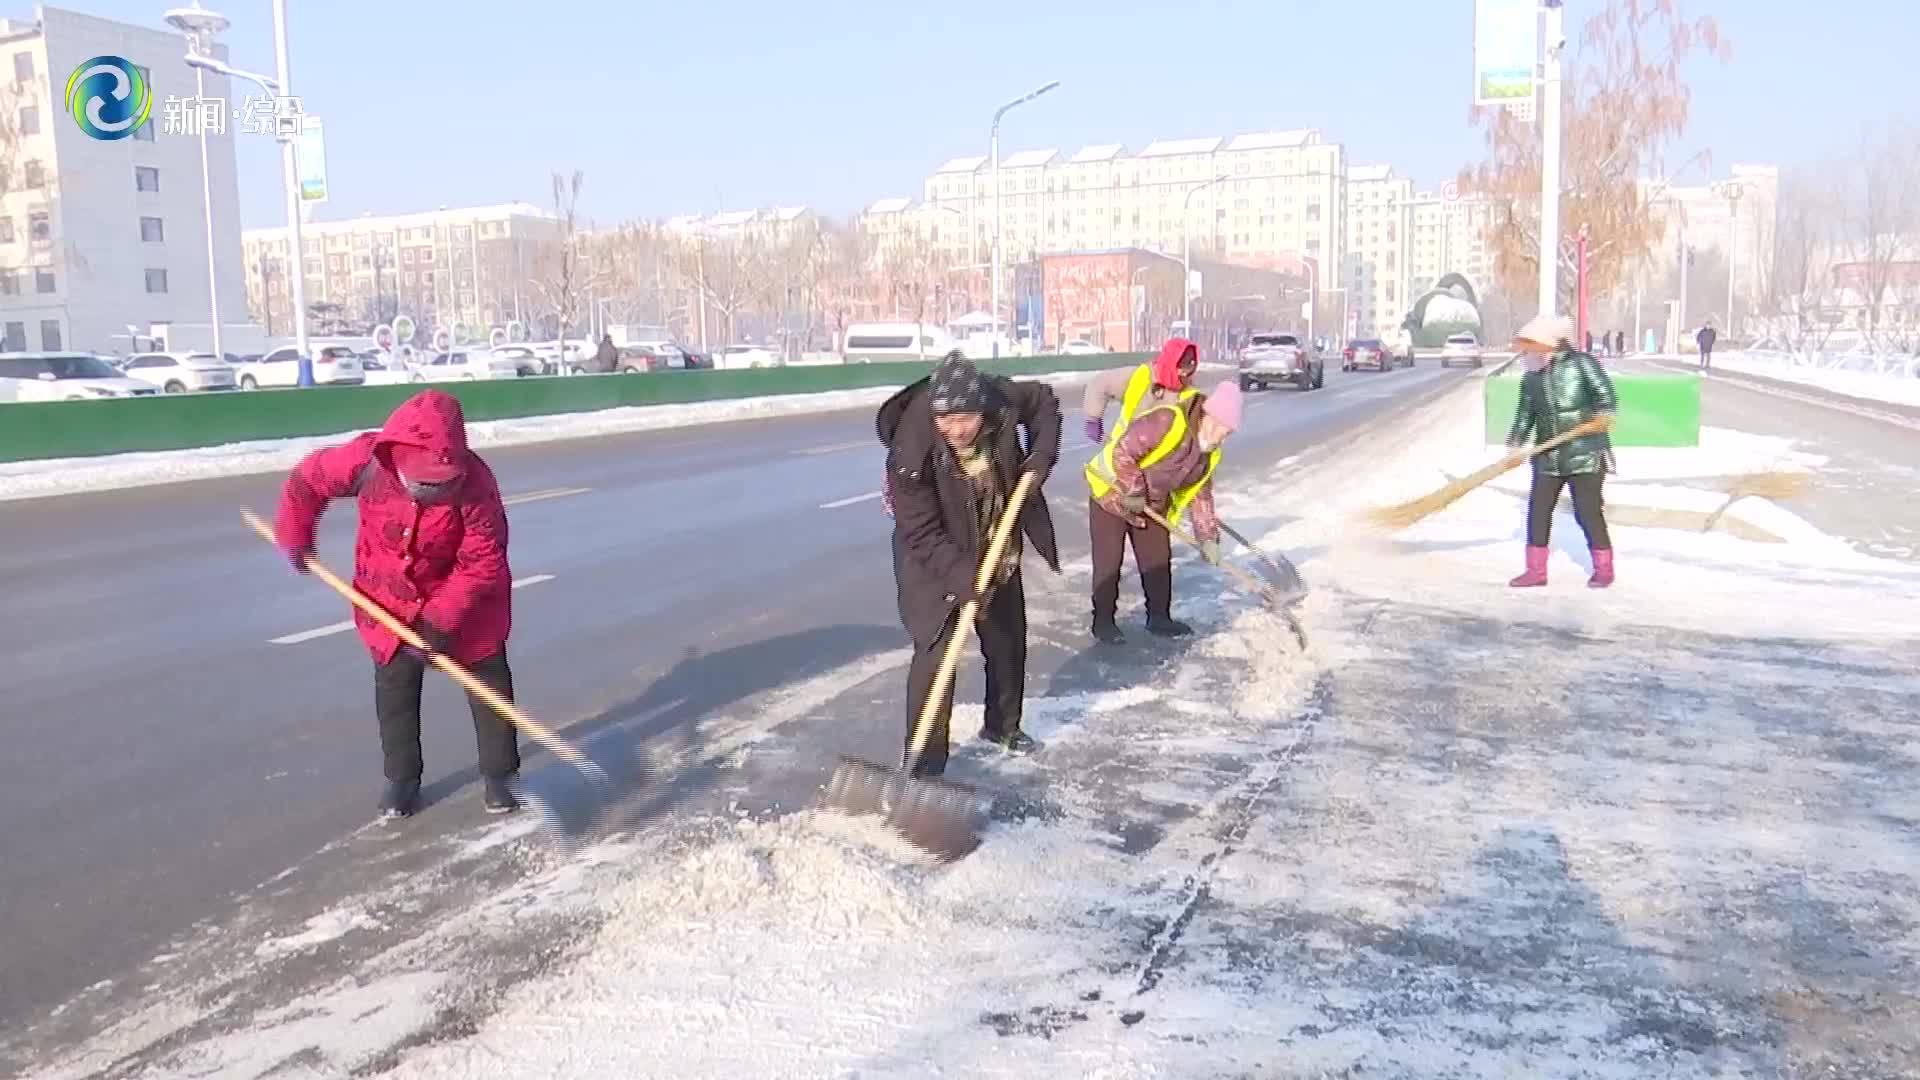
927, 350, 989, 416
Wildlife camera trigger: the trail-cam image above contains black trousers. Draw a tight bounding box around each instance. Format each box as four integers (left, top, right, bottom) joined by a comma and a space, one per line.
1527, 472, 1611, 549
904, 572, 1026, 775
1089, 497, 1173, 624
373, 651, 521, 782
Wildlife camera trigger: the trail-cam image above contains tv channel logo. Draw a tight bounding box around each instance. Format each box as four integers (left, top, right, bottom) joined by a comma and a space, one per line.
66, 55, 153, 140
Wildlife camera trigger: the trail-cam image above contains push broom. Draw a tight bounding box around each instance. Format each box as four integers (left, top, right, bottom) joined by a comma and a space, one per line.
1367, 416, 1612, 531
816, 470, 1040, 862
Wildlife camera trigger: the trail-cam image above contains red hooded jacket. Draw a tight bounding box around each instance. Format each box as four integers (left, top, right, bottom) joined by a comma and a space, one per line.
1150, 338, 1198, 390
274, 390, 512, 666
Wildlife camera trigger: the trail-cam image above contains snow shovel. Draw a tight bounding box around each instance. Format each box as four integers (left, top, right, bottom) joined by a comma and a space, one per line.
1218, 520, 1307, 604
817, 469, 1041, 862
241, 510, 609, 798
1143, 507, 1309, 650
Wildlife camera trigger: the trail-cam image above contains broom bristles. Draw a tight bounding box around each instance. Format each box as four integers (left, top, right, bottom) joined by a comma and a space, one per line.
1724, 470, 1810, 501
1368, 453, 1525, 530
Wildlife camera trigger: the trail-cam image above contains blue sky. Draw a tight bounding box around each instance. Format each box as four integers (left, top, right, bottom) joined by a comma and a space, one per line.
68, 0, 1920, 228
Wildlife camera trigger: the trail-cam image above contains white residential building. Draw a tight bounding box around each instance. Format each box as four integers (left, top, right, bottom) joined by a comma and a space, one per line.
0, 5, 247, 354
242, 203, 562, 336
1343, 165, 1414, 340
1408, 193, 1494, 309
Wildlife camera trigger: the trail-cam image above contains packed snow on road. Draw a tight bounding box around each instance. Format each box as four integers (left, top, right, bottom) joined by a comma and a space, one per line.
18, 376, 1920, 1080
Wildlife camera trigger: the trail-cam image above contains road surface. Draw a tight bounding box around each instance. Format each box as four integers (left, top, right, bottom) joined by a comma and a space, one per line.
0, 361, 1469, 1056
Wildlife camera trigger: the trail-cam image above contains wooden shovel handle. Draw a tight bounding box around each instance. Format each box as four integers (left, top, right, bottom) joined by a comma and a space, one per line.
241, 509, 594, 774
1505, 415, 1611, 467
1142, 507, 1281, 603
902, 470, 1041, 773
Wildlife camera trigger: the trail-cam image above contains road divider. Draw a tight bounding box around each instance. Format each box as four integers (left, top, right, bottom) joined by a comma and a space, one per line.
1482, 369, 1701, 447
0, 354, 1155, 464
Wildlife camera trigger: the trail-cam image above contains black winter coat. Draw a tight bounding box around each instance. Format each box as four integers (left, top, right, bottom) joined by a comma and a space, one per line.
877, 374, 1063, 644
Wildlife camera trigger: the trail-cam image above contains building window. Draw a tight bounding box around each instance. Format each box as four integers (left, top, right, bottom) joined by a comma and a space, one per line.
12, 52, 31, 83
135, 166, 160, 192
40, 320, 60, 350
405, 271, 417, 286
34, 266, 54, 293
145, 269, 169, 293
28, 210, 47, 242
402, 247, 416, 265
2, 321, 22, 350
23, 159, 43, 188
140, 216, 164, 242
18, 105, 37, 135
0, 270, 16, 294
0, 216, 12, 242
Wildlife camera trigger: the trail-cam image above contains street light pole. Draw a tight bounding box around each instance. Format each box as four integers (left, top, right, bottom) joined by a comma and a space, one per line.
1538, 0, 1565, 318
1182, 173, 1229, 332
271, 0, 308, 360
990, 79, 1059, 359
165, 4, 229, 360
1715, 180, 1742, 336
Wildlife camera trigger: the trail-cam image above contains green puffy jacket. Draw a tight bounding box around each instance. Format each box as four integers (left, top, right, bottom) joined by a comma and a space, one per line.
1506, 348, 1618, 476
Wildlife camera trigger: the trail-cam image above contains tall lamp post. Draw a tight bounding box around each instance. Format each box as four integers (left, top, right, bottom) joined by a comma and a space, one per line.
990, 79, 1059, 358
1538, 0, 1566, 318
1182, 174, 1229, 332
1713, 179, 1743, 336
181, 0, 309, 362
164, 4, 228, 361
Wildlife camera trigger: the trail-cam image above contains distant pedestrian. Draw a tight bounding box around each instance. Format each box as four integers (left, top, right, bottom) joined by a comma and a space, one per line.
1506, 315, 1619, 591
584, 334, 619, 375
1696, 324, 1717, 371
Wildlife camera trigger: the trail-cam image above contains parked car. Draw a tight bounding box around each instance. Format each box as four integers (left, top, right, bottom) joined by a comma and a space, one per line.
234, 345, 366, 389
490, 345, 546, 376
412, 349, 522, 381
121, 351, 236, 392
1059, 339, 1102, 355
841, 322, 955, 363
1238, 332, 1324, 392
0, 352, 162, 401
1342, 338, 1393, 373
713, 344, 779, 369
1438, 333, 1485, 368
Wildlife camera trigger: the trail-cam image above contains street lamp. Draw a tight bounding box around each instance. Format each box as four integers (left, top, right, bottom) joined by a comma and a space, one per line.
990, 79, 1059, 358
181, 0, 308, 362
164, 4, 228, 361
1182, 174, 1229, 331
1714, 179, 1743, 336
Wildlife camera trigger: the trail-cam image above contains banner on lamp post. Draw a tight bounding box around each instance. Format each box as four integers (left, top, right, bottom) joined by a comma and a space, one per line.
1473, 0, 1537, 105
295, 117, 328, 204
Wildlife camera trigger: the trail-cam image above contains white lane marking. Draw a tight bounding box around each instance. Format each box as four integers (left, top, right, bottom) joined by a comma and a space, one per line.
269, 575, 557, 645
503, 487, 592, 507
820, 491, 883, 509
793, 440, 871, 457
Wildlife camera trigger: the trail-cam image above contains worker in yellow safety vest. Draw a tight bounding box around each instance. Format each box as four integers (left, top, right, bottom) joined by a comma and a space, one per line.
1084, 378, 1245, 644
1080, 338, 1201, 446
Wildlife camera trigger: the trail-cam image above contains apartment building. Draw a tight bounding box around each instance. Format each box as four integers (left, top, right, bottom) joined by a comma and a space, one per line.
869, 129, 1347, 282
1343, 165, 1415, 340
1408, 193, 1494, 309
242, 202, 562, 336
664, 205, 815, 245
0, 5, 247, 354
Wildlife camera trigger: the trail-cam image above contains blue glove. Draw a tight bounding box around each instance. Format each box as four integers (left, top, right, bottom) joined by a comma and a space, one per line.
1084, 416, 1104, 444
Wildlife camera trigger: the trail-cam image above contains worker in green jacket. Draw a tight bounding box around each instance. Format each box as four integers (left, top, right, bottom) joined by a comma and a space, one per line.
1505, 314, 1619, 590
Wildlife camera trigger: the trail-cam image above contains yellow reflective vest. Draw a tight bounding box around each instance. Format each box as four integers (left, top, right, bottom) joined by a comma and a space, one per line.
1085, 401, 1222, 528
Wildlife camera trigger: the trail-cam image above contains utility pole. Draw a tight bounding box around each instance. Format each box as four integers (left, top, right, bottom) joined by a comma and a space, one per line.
1537, 0, 1565, 318
989, 80, 1059, 359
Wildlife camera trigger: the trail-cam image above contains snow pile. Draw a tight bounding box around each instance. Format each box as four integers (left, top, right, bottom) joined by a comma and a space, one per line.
1711, 350, 1920, 408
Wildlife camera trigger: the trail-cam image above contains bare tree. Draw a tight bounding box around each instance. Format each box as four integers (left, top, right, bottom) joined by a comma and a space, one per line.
530, 170, 592, 341
1460, 0, 1729, 312
1833, 127, 1920, 350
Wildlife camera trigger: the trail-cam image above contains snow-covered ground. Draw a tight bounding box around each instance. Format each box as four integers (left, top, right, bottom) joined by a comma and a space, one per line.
1697, 350, 1920, 408
0, 369, 1127, 503
21, 376, 1920, 1078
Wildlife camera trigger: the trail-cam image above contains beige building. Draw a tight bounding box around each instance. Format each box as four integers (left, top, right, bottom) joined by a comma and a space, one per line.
664, 205, 815, 246
1343, 165, 1414, 340
241, 203, 562, 337
868, 129, 1348, 289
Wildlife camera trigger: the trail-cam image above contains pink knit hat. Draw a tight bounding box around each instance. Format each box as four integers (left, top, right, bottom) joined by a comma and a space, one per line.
1202, 380, 1244, 432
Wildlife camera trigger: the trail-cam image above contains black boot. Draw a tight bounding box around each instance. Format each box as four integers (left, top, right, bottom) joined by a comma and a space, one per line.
1146, 615, 1194, 638
979, 729, 1041, 755
1091, 619, 1126, 645
482, 775, 520, 815
380, 778, 421, 820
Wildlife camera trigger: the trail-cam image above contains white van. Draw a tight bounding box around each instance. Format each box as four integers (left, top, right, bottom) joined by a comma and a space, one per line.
842, 322, 954, 364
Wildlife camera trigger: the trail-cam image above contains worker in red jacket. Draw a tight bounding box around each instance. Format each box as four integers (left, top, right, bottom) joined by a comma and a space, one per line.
275, 389, 520, 820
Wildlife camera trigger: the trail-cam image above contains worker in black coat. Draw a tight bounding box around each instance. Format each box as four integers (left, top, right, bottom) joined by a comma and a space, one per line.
874, 352, 1062, 776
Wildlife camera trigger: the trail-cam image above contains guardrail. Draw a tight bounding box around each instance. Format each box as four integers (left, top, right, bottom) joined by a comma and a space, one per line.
0, 353, 1154, 464
1483, 370, 1702, 447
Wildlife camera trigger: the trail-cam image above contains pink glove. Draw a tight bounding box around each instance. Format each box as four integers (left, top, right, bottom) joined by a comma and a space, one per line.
1084, 416, 1104, 443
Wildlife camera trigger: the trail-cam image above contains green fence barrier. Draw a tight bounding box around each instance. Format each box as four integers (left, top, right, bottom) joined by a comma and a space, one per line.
0, 353, 1155, 463
1483, 371, 1702, 447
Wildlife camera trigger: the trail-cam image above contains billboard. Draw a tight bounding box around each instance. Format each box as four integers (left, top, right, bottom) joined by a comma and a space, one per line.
295, 117, 328, 204
1473, 0, 1537, 105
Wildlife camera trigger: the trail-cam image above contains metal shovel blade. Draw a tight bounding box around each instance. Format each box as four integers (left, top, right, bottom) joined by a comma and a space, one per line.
818, 755, 984, 862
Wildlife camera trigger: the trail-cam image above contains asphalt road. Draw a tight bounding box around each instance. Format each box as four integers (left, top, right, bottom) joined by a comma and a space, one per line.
1638, 358, 1920, 562
0, 361, 1470, 1038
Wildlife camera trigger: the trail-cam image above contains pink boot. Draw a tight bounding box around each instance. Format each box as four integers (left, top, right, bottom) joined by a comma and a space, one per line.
1508, 545, 1549, 588
1588, 548, 1615, 589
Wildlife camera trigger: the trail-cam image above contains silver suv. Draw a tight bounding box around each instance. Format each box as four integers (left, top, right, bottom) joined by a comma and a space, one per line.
1238, 332, 1326, 392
